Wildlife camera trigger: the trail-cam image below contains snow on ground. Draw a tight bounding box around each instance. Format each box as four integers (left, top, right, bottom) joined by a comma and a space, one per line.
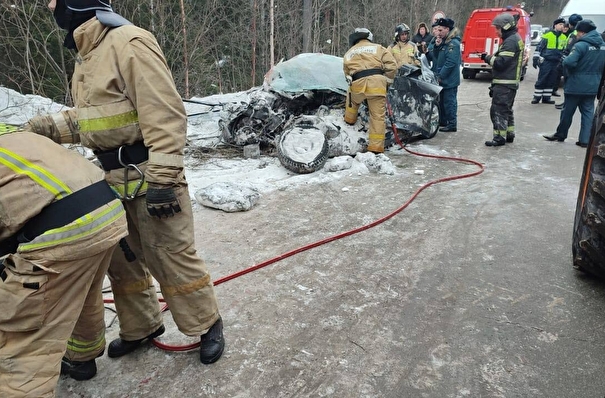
0, 85, 404, 210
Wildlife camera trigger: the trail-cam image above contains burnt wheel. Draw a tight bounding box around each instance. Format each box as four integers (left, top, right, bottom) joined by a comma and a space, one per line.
277, 125, 329, 174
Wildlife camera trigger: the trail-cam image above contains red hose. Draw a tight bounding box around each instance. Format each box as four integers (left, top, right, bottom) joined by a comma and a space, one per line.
104, 140, 484, 351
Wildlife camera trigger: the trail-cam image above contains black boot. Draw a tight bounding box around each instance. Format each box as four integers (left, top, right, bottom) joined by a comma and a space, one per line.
542, 97, 555, 104
107, 325, 165, 358
61, 354, 101, 381
200, 317, 225, 364
506, 132, 515, 143
531, 97, 540, 104
485, 135, 506, 147
543, 134, 565, 142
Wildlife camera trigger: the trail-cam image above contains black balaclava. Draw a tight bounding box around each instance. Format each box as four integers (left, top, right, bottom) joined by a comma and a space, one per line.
53, 0, 96, 50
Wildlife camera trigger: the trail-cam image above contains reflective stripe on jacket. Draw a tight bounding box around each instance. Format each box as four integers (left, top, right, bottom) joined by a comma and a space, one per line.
0, 132, 127, 260
488, 30, 523, 88
343, 39, 397, 97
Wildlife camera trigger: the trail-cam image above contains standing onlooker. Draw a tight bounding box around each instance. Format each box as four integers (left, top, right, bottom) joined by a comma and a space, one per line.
411, 22, 433, 55
28, 0, 225, 379
481, 13, 524, 147
388, 23, 420, 68
427, 17, 461, 132
543, 20, 605, 147
343, 28, 397, 153
532, 18, 567, 104
555, 13, 583, 109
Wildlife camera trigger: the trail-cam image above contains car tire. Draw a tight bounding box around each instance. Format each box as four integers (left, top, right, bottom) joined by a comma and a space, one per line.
421, 102, 440, 139
572, 93, 605, 277
277, 124, 329, 174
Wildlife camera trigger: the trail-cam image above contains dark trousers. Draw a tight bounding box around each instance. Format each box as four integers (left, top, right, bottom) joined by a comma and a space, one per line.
490, 85, 517, 137
555, 94, 596, 144
439, 87, 458, 128
535, 59, 559, 91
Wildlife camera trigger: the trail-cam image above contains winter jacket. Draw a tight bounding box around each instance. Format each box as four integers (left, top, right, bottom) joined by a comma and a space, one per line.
0, 132, 127, 259
484, 29, 523, 89
387, 41, 420, 68
562, 29, 605, 96
411, 23, 433, 47
27, 17, 187, 198
427, 28, 461, 89
536, 30, 567, 62
343, 39, 397, 97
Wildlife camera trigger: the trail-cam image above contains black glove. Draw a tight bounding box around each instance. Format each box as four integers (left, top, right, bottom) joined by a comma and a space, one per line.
488, 85, 494, 98
146, 186, 182, 219
480, 52, 488, 61
532, 56, 540, 69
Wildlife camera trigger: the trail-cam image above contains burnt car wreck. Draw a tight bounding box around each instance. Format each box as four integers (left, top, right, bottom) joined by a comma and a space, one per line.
187, 53, 441, 174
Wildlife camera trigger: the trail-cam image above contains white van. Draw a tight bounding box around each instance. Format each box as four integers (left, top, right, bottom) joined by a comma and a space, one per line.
560, 0, 605, 32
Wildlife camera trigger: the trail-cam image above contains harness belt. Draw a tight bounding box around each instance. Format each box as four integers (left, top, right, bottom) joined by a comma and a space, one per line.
352, 68, 384, 81
0, 180, 117, 257
95, 141, 148, 171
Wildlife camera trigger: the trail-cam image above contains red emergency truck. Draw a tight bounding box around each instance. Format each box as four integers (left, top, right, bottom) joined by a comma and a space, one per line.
461, 5, 533, 80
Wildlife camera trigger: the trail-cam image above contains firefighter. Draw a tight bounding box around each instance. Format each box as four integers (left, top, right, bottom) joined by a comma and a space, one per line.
27, 0, 224, 378
532, 18, 567, 104
343, 28, 397, 153
481, 13, 524, 147
0, 131, 128, 396
388, 23, 421, 68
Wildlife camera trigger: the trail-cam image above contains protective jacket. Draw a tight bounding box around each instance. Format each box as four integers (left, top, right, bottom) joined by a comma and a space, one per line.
427, 28, 461, 89
563, 30, 605, 96
28, 17, 187, 199
0, 132, 126, 258
485, 29, 523, 89
343, 38, 397, 97
388, 41, 420, 68
536, 30, 567, 62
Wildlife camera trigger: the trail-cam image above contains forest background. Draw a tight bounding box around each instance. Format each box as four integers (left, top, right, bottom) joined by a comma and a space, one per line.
1, 0, 569, 105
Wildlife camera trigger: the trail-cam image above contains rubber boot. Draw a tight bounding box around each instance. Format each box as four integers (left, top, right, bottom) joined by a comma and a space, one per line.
506, 132, 515, 143
200, 317, 225, 364
485, 135, 506, 147
107, 325, 165, 358
542, 97, 555, 104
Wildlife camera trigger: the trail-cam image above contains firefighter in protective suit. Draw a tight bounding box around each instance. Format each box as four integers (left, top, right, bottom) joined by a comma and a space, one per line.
27, 0, 224, 379
480, 13, 523, 147
0, 131, 128, 397
388, 23, 421, 68
343, 28, 397, 153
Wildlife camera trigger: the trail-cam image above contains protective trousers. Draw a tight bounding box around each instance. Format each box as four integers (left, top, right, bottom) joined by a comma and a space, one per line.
345, 91, 386, 153
0, 248, 115, 398
533, 60, 559, 101
439, 87, 458, 129
490, 85, 517, 138
108, 184, 220, 340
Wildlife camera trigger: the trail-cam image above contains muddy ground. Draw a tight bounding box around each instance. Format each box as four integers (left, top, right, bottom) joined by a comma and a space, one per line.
56, 63, 605, 398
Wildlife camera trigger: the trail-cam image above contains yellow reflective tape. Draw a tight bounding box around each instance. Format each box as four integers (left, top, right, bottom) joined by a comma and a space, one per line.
67, 334, 105, 353
20, 201, 124, 251
0, 123, 18, 135
78, 110, 139, 132
111, 180, 148, 199
498, 51, 515, 57
0, 148, 72, 198
493, 79, 518, 84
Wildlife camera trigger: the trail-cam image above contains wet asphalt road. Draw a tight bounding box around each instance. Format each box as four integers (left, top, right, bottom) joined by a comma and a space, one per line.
56, 64, 605, 398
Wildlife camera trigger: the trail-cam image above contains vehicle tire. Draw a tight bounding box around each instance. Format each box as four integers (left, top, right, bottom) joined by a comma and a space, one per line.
421, 102, 440, 139
462, 68, 471, 79
572, 92, 605, 277
277, 125, 329, 174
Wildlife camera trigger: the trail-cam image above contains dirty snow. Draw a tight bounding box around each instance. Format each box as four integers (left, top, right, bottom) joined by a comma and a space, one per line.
1, 85, 400, 210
